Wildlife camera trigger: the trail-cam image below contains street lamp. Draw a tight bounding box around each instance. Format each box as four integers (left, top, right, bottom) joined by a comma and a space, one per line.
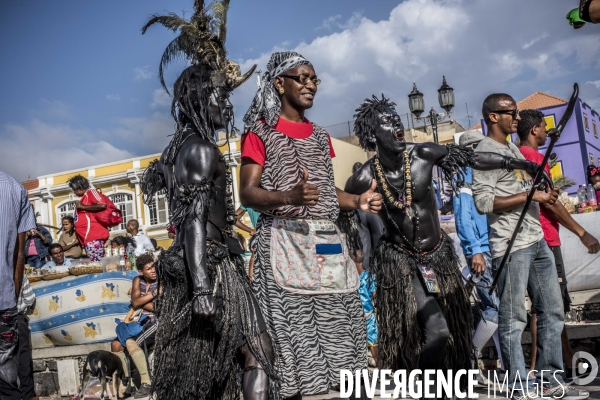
408, 76, 455, 194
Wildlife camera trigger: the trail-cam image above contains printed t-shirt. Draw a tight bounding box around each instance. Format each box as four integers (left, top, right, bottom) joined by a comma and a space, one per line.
519, 146, 560, 246
74, 189, 110, 245
27, 239, 38, 256
241, 117, 335, 166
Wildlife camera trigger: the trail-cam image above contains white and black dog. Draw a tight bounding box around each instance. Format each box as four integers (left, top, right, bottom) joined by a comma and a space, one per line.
80, 350, 127, 399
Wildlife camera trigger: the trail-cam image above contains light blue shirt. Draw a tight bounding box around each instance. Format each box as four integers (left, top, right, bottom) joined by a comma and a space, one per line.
453, 167, 490, 256
42, 257, 73, 273
0, 170, 36, 310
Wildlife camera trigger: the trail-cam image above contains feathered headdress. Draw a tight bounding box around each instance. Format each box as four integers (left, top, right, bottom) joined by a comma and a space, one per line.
142, 0, 256, 94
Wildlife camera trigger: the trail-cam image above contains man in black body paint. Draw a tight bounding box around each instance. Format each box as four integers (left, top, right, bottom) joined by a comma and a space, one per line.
343, 95, 551, 398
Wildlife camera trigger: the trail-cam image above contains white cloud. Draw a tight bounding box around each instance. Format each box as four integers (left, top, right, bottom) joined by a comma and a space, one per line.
0, 120, 134, 181
151, 88, 172, 108
316, 15, 341, 31
106, 94, 121, 101
522, 32, 549, 49
133, 66, 152, 80
0, 112, 173, 181
230, 0, 600, 130
586, 80, 600, 89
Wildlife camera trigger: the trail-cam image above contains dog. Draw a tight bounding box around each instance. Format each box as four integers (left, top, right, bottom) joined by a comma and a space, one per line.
80, 350, 126, 399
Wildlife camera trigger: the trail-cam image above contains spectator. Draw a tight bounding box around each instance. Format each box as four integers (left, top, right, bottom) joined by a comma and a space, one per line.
588, 165, 600, 203
453, 130, 504, 384
149, 238, 163, 252
234, 206, 259, 236
471, 93, 582, 399
517, 109, 600, 379
58, 215, 82, 259
125, 220, 154, 256
68, 175, 109, 262
111, 254, 158, 399
41, 243, 73, 273
24, 221, 51, 269
17, 275, 37, 400
0, 169, 36, 400
167, 224, 176, 241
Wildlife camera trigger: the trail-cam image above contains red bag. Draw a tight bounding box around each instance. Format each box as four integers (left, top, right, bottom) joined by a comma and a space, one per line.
94, 192, 123, 228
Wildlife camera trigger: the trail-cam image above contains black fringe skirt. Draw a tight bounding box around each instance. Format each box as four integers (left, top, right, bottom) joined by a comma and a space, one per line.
371, 232, 473, 379
151, 243, 279, 400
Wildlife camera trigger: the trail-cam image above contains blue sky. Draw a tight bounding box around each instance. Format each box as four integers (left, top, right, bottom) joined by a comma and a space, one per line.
1, 0, 599, 181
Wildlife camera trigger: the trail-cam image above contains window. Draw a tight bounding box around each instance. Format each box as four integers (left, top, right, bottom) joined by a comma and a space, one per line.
148, 192, 169, 225
544, 115, 556, 130
108, 193, 135, 231
56, 201, 77, 226
584, 113, 589, 131
594, 121, 598, 139
590, 153, 595, 166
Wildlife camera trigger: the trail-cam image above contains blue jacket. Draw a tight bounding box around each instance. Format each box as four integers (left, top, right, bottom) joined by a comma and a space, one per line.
24, 225, 52, 259
453, 168, 490, 256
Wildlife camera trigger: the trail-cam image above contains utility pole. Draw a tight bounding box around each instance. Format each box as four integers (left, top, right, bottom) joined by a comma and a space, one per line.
465, 103, 474, 130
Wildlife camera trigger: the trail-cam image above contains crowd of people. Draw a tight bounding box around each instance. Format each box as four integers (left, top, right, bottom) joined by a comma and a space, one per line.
2, 2, 600, 400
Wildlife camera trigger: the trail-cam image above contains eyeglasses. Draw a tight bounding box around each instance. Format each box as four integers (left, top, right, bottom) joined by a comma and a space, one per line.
491, 109, 520, 118
279, 74, 321, 86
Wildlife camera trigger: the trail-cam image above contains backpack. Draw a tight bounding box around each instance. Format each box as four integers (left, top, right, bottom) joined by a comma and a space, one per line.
94, 193, 123, 228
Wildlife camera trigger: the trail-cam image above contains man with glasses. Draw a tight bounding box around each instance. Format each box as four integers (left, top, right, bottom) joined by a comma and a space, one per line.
472, 94, 586, 399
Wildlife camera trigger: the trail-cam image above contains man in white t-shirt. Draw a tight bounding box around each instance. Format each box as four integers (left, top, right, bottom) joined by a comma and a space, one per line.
126, 219, 155, 256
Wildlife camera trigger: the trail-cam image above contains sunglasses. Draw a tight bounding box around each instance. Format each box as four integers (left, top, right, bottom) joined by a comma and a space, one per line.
279, 74, 321, 86
491, 109, 520, 118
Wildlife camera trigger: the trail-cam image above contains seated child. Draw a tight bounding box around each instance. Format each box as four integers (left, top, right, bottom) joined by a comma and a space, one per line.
110, 254, 158, 399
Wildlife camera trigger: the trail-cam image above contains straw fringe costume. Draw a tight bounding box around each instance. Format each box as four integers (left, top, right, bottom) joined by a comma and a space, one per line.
141, 2, 278, 399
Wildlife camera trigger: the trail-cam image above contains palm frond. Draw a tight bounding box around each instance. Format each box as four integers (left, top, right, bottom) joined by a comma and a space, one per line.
210, 0, 230, 44
141, 13, 189, 34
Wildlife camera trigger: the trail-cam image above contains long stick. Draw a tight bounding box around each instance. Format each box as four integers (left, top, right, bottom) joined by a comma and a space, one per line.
489, 83, 579, 295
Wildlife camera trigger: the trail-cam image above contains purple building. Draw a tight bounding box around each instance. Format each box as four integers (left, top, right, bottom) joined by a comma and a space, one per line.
477, 92, 600, 194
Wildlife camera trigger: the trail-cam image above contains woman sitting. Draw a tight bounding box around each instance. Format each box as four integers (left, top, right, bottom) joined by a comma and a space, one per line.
110, 254, 158, 399
58, 215, 82, 259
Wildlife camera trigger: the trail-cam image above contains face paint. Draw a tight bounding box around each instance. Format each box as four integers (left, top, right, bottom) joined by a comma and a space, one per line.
208, 87, 233, 130
373, 106, 406, 152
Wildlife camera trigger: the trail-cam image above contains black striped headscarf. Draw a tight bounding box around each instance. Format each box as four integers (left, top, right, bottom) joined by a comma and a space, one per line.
242, 51, 311, 132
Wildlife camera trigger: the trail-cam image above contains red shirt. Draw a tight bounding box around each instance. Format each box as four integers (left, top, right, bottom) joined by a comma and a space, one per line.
74, 189, 110, 245
241, 117, 335, 166
519, 146, 560, 246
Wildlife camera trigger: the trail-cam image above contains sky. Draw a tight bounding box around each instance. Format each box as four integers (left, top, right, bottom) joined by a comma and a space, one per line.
1, 0, 599, 182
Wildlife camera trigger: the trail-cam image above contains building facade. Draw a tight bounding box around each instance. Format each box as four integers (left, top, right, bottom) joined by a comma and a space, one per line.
26, 136, 368, 248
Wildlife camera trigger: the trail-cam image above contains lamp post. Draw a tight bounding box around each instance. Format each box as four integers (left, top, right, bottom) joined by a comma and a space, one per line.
408, 76, 455, 195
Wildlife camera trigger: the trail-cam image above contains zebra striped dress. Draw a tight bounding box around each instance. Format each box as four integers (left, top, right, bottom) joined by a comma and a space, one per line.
249, 120, 367, 397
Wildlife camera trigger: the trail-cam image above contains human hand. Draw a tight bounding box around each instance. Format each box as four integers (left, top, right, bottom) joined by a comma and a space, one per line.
31, 228, 39, 237
532, 187, 559, 205
192, 293, 218, 319
250, 228, 257, 236
287, 168, 319, 206
358, 180, 382, 214
580, 231, 600, 254
470, 253, 486, 275
75, 201, 85, 210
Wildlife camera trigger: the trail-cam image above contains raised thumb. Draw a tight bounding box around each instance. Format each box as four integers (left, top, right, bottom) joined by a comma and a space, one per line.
369, 179, 377, 191
302, 168, 309, 183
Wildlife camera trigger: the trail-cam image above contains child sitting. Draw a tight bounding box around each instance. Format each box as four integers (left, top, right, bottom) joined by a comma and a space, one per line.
110, 254, 158, 399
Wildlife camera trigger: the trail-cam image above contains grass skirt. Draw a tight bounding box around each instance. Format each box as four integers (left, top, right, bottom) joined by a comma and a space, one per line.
371, 232, 473, 381
151, 243, 279, 400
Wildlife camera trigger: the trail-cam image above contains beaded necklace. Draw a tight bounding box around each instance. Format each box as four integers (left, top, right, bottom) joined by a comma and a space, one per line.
219, 153, 237, 229
373, 150, 412, 210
